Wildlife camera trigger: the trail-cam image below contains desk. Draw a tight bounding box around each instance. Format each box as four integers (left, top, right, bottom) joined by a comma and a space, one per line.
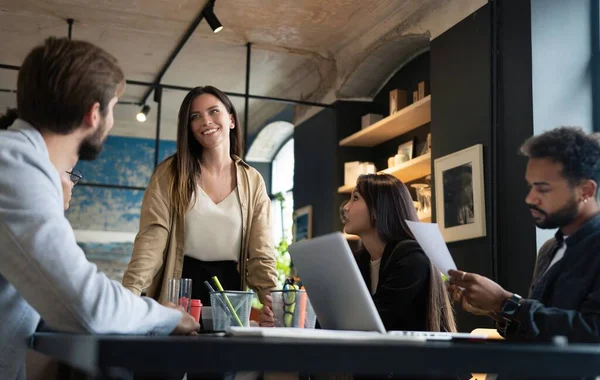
32, 332, 600, 379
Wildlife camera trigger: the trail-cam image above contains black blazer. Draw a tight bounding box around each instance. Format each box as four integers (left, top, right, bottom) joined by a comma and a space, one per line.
355, 241, 470, 380
355, 239, 431, 331
503, 213, 600, 343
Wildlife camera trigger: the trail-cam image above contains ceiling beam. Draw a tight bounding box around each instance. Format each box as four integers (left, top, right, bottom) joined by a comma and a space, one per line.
138, 1, 213, 106
0, 64, 20, 71
0, 67, 332, 108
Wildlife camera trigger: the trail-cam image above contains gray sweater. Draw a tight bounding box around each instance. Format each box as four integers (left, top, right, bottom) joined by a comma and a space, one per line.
0, 120, 181, 379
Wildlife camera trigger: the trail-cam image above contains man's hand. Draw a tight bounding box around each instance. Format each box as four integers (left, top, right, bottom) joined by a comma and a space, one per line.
448, 269, 512, 313
448, 283, 490, 315
448, 283, 504, 322
259, 294, 275, 327
163, 302, 200, 335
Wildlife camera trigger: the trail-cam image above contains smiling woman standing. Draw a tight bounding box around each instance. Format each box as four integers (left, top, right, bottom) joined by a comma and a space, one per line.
122, 86, 278, 309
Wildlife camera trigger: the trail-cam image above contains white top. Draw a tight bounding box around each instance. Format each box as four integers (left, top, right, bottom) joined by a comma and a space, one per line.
370, 258, 382, 295
184, 186, 243, 262
544, 239, 568, 276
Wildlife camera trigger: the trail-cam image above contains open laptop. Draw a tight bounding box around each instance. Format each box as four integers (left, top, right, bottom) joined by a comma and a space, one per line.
287, 232, 487, 341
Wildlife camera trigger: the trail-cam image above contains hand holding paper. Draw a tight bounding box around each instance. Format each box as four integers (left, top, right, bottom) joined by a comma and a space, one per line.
405, 220, 457, 275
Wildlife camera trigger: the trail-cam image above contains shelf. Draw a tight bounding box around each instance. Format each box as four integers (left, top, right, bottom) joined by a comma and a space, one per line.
339, 95, 431, 147
344, 216, 429, 240
338, 184, 354, 194
338, 153, 431, 194
380, 153, 431, 183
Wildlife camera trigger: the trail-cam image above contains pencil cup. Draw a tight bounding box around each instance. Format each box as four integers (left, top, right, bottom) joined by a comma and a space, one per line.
210, 290, 253, 330
270, 289, 317, 328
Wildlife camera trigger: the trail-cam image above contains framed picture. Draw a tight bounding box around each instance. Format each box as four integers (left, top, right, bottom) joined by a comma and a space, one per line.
434, 144, 486, 243
293, 206, 313, 242
396, 140, 414, 165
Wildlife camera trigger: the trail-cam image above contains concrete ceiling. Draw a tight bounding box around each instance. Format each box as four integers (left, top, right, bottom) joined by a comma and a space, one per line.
0, 0, 485, 150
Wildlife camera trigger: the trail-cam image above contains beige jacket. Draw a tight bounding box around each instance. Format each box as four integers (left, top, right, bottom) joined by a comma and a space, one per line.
122, 156, 278, 303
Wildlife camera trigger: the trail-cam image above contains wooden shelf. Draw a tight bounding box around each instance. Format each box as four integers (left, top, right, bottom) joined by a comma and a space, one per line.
339, 95, 431, 147
338, 184, 354, 194
338, 153, 431, 194
380, 153, 431, 183
344, 216, 429, 241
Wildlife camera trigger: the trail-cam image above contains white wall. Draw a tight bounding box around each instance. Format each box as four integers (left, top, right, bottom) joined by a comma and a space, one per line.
531, 0, 593, 249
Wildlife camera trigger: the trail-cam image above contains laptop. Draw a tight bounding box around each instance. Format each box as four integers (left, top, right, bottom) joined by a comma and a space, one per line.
287, 232, 487, 341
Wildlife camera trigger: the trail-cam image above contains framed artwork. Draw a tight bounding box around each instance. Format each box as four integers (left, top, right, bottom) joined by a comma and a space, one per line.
396, 140, 414, 164
434, 144, 486, 243
293, 206, 313, 242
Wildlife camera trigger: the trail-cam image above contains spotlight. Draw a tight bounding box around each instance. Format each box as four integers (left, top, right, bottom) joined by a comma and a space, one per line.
136, 105, 150, 122
203, 2, 223, 33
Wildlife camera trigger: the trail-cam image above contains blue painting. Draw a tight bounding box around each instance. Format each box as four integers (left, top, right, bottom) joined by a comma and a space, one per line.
73, 136, 177, 187
66, 136, 177, 281
66, 187, 145, 232
78, 242, 135, 282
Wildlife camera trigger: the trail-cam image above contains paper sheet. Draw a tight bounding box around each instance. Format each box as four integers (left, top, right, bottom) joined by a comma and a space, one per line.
405, 220, 456, 275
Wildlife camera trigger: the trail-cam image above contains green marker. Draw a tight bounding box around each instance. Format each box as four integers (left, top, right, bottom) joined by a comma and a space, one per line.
211, 276, 243, 327
283, 284, 299, 327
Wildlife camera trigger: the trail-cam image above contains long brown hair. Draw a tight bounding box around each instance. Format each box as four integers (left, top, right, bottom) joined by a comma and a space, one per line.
170, 86, 243, 216
356, 174, 457, 332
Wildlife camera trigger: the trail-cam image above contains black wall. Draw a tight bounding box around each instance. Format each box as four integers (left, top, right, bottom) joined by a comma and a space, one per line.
430, 1, 539, 331
431, 5, 494, 330
496, 0, 537, 300
334, 101, 375, 234
294, 100, 375, 238
294, 108, 338, 238
294, 0, 543, 333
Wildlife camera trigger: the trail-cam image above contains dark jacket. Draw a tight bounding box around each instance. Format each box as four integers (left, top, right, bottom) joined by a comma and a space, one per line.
502, 213, 600, 343
355, 239, 431, 331
355, 240, 469, 380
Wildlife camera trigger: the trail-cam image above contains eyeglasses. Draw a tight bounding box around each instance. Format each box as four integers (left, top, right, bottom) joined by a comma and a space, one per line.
66, 169, 82, 186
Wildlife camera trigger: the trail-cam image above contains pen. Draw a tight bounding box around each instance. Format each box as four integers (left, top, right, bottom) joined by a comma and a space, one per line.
204, 280, 216, 293
211, 276, 243, 327
204, 280, 234, 319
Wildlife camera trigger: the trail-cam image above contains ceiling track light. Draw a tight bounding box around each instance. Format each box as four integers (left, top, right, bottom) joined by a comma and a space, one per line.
203, 1, 223, 33
136, 104, 150, 122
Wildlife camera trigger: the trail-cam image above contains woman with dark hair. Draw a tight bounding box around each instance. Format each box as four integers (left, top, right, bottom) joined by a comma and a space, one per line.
122, 86, 278, 308
343, 173, 456, 332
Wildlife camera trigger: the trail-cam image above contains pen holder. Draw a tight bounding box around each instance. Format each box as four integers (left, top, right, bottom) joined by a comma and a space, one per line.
210, 291, 253, 330
270, 289, 317, 328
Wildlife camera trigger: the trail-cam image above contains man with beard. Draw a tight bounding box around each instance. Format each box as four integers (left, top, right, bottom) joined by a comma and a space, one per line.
0, 37, 199, 380
449, 127, 600, 343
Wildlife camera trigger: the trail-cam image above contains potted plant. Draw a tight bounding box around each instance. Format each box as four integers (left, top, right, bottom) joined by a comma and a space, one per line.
250, 192, 292, 321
